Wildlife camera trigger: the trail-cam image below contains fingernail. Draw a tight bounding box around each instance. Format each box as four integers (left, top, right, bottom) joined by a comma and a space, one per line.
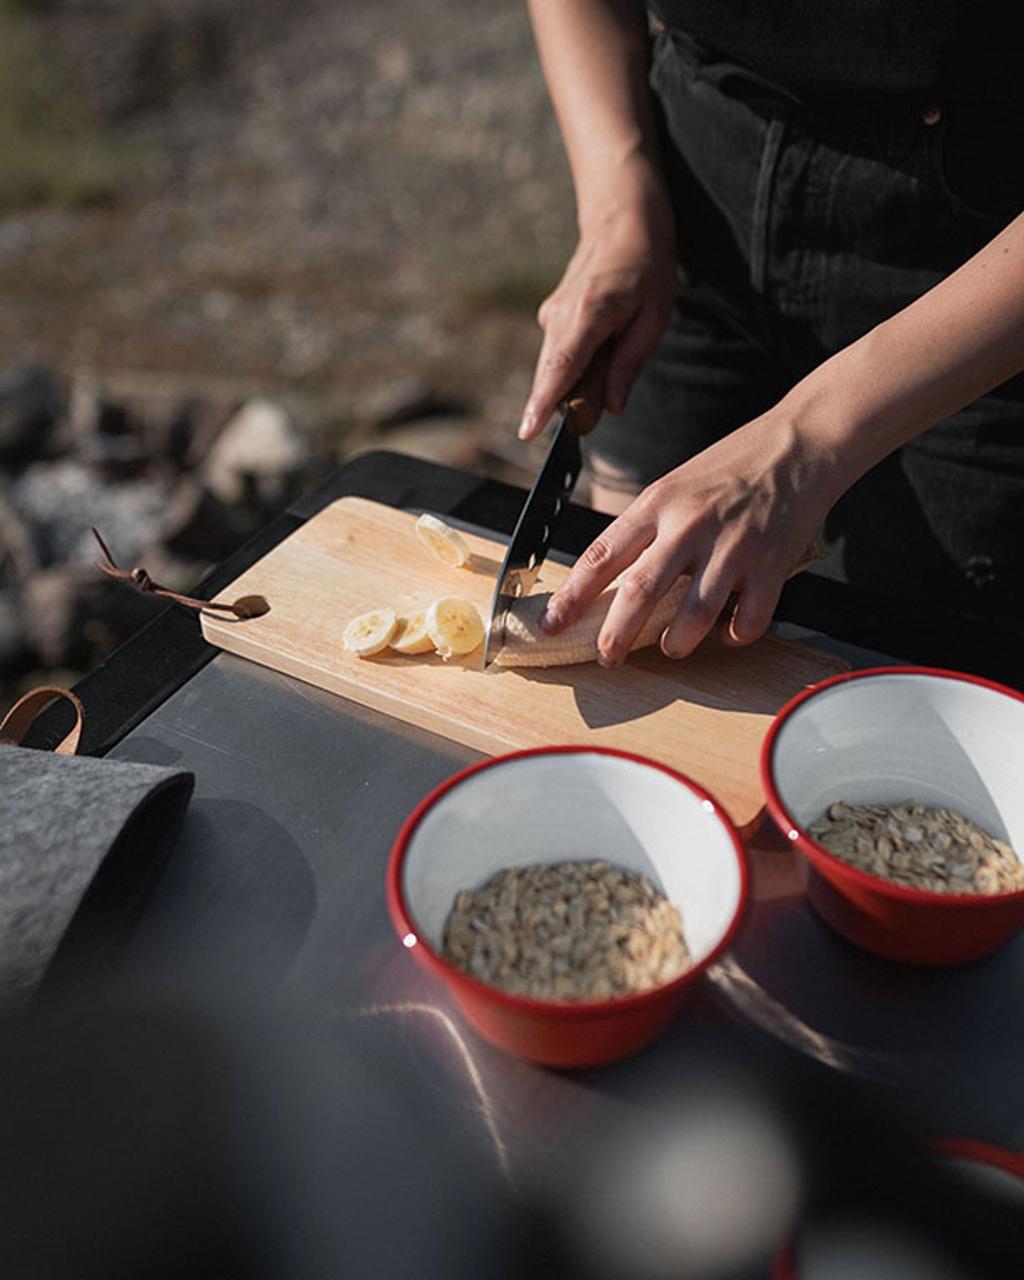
597, 651, 616, 669
518, 410, 536, 440
539, 602, 561, 632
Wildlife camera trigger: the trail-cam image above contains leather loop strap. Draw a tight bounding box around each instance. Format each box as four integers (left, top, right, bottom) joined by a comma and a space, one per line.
92, 528, 268, 620
0, 685, 85, 756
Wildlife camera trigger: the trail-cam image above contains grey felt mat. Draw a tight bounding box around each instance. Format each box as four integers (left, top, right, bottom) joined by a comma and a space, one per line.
0, 744, 194, 1004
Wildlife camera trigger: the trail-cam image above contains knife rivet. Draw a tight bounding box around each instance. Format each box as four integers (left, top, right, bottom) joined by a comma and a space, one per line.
564, 471, 574, 488
553, 498, 561, 515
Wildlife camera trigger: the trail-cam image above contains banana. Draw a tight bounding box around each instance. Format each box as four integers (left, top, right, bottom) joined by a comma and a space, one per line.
343, 606, 399, 657
390, 610, 435, 655
415, 513, 470, 568
494, 580, 688, 667
494, 536, 827, 668
426, 596, 485, 659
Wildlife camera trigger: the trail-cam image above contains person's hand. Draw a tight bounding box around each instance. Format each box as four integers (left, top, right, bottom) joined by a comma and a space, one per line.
519, 189, 676, 440
539, 409, 836, 663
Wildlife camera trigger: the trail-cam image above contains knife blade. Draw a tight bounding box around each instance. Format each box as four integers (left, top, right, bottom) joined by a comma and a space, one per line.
483, 354, 608, 667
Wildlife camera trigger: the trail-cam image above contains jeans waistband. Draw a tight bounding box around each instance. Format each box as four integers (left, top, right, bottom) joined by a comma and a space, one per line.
654, 24, 955, 154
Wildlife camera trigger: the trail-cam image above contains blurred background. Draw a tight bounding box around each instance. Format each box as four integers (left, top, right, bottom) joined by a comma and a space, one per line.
0, 0, 575, 714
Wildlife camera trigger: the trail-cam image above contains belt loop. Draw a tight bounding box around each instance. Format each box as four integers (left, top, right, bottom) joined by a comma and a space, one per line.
750, 117, 786, 294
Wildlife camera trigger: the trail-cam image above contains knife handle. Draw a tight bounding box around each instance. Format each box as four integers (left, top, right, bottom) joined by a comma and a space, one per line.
563, 341, 614, 436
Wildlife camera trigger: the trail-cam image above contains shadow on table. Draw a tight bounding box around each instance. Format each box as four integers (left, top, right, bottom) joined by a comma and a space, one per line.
0, 992, 542, 1280
120, 797, 318, 997
718, 890, 1024, 1145
503, 636, 838, 732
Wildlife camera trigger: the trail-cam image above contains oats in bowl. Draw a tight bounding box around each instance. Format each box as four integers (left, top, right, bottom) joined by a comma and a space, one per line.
442, 859, 691, 1001
807, 799, 1024, 896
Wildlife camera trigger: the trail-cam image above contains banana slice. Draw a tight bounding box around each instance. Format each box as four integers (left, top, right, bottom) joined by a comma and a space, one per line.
390, 610, 434, 655
426, 596, 485, 659
343, 606, 399, 657
415, 513, 470, 568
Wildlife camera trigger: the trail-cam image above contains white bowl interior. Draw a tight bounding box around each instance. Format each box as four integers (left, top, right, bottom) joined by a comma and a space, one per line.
771, 673, 1024, 859
402, 752, 743, 965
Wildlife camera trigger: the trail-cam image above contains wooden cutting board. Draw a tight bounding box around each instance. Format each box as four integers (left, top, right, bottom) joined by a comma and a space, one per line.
201, 497, 847, 832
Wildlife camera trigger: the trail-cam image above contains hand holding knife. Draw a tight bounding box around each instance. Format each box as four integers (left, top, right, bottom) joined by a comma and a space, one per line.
483, 348, 610, 667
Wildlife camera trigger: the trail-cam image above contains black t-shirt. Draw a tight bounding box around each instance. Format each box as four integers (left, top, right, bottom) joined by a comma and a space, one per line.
648, 0, 1020, 104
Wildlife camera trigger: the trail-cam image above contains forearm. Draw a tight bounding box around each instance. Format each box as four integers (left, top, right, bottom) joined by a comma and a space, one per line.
526, 0, 668, 227
784, 210, 1024, 503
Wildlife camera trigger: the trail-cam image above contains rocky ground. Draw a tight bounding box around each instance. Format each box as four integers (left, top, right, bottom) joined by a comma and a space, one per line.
0, 0, 578, 713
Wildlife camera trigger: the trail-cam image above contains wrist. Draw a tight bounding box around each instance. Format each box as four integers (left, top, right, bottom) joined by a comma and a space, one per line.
575, 154, 673, 240
775, 332, 910, 507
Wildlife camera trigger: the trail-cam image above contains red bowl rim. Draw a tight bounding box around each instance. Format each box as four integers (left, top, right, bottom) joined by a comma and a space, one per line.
928, 1135, 1024, 1180
386, 744, 750, 1019
760, 665, 1024, 907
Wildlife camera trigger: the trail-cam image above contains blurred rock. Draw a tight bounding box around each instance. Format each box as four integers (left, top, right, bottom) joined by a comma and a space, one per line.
12, 461, 168, 568
22, 567, 163, 672
66, 373, 154, 479
203, 397, 309, 510
0, 366, 62, 465
161, 396, 208, 471
158, 479, 256, 562
379, 417, 483, 471
0, 590, 28, 674
80, 431, 153, 482
72, 372, 242, 475
67, 370, 105, 444
184, 396, 247, 470
0, 486, 39, 586
364, 377, 472, 428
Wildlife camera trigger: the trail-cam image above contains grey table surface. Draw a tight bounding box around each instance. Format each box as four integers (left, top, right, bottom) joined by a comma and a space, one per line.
108, 635, 1024, 1192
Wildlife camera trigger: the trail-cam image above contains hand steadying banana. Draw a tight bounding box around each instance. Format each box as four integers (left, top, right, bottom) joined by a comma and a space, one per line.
342, 515, 822, 668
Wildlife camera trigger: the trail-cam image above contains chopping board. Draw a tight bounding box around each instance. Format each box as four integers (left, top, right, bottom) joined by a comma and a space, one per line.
201, 497, 847, 832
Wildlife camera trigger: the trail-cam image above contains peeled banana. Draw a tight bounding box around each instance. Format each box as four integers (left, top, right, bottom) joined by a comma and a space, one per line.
493, 579, 688, 668
493, 537, 825, 668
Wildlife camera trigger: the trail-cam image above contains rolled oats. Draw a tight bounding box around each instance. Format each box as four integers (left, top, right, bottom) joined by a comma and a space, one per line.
441, 860, 691, 1001
807, 799, 1023, 895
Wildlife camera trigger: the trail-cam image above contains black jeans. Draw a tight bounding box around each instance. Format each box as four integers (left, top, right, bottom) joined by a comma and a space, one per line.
586, 27, 1024, 626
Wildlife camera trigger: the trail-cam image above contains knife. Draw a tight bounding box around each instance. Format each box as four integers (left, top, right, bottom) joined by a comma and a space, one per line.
483, 354, 608, 667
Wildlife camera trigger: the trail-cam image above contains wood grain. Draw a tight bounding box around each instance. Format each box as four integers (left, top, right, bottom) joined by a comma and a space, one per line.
201, 497, 847, 831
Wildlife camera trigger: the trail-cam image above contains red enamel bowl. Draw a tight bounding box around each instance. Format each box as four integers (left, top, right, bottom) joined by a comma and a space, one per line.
761, 666, 1024, 965
387, 746, 749, 1068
